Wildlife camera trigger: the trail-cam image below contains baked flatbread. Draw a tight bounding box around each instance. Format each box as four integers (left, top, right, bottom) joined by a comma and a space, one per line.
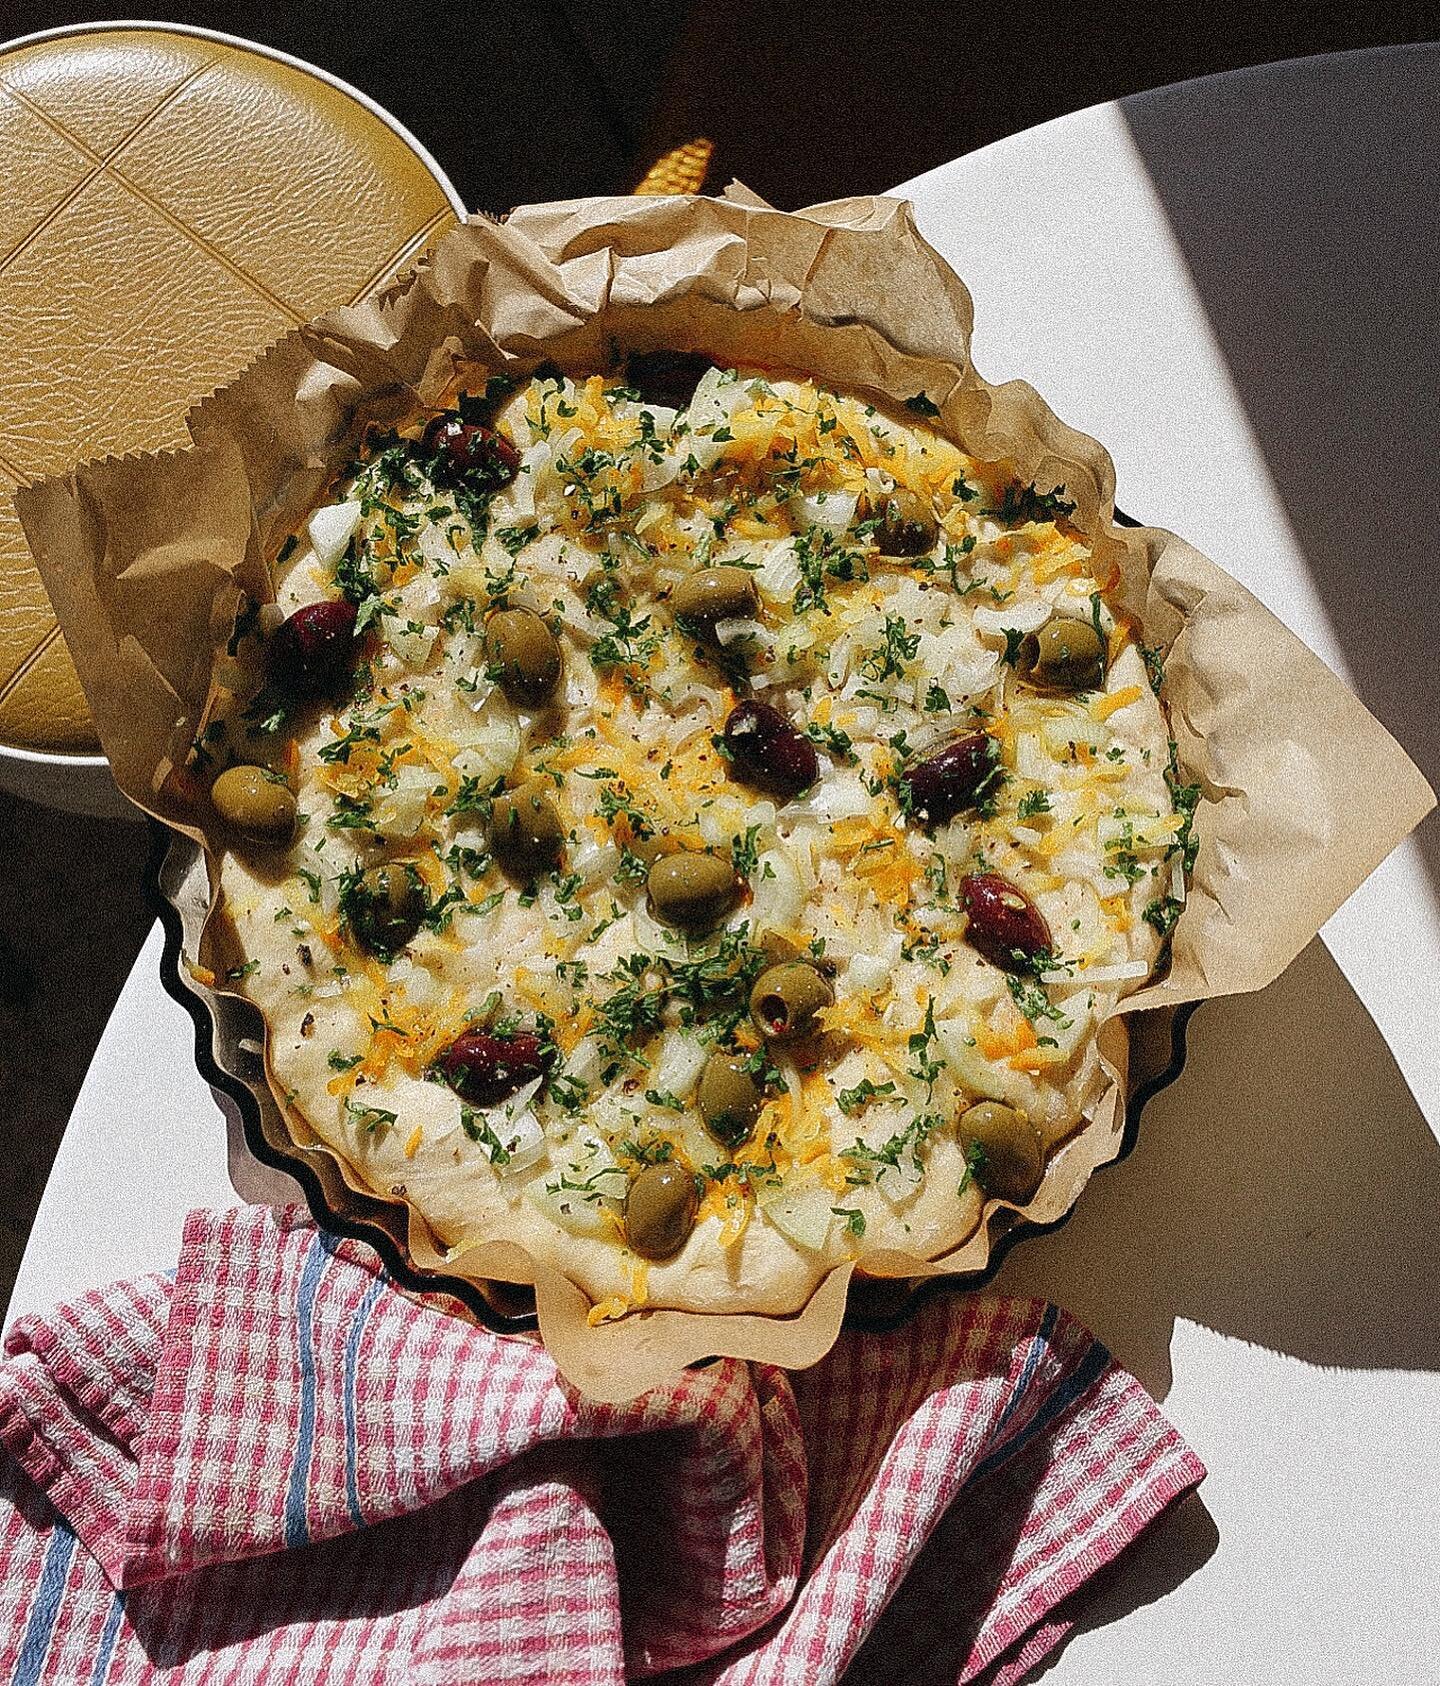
207, 360, 1187, 1317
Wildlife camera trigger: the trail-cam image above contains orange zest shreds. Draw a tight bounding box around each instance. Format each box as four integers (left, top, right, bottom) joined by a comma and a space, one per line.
976, 1014, 1036, 1061
598, 1206, 627, 1246
1033, 550, 1087, 585
812, 1154, 851, 1195
414, 852, 447, 895
1099, 893, 1134, 934
189, 962, 217, 988
1008, 1049, 1050, 1074
403, 1125, 424, 1159
628, 1259, 650, 1307
730, 511, 785, 540
587, 1295, 631, 1327
1091, 685, 1144, 722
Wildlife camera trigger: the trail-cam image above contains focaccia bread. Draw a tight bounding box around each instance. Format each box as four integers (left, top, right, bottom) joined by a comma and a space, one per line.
202, 356, 1190, 1318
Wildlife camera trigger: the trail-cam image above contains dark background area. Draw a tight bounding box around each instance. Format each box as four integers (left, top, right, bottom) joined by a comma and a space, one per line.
1, 1, 1437, 211
3, 1, 1436, 1301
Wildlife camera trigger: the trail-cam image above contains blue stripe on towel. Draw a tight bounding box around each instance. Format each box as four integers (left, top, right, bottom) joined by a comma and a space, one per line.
986, 1302, 1059, 1445
13, 1521, 78, 1686
283, 1234, 329, 1548
86, 1590, 125, 1686
343, 1273, 386, 1529
971, 1332, 1112, 1485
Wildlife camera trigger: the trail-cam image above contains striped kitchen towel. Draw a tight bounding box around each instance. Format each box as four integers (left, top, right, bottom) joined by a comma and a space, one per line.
0, 1205, 1202, 1684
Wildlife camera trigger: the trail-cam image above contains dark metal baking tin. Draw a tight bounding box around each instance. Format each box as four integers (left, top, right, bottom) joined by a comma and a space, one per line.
145, 504, 1195, 1340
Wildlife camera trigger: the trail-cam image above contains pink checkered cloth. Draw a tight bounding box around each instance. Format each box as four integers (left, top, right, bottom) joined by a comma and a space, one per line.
0, 1206, 1202, 1685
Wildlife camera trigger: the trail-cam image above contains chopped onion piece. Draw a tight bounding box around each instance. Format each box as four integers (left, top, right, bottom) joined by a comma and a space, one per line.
1067, 958, 1150, 985
973, 598, 1051, 638
307, 500, 362, 568
760, 1183, 836, 1252
798, 488, 858, 534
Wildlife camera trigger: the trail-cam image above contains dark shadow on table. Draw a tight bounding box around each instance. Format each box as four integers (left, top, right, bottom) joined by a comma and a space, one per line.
1119, 45, 1440, 903
993, 937, 1440, 1400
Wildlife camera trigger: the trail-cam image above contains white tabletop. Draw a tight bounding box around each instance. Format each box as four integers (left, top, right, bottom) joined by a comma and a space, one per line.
8, 44, 1439, 1685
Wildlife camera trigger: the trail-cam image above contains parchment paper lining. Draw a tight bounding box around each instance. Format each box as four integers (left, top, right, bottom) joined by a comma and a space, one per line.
17, 190, 1432, 1401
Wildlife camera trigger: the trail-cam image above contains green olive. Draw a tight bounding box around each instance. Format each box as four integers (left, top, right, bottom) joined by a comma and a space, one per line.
647, 851, 741, 933
624, 1161, 698, 1260
484, 607, 562, 706
490, 780, 565, 879
697, 1051, 764, 1148
210, 764, 296, 844
1018, 619, 1105, 692
875, 489, 939, 556
670, 566, 759, 631
350, 862, 427, 955
757, 930, 803, 967
750, 960, 834, 1042
958, 1101, 1044, 1203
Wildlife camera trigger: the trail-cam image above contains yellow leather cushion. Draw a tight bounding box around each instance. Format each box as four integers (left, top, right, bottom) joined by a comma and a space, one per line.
0, 27, 460, 753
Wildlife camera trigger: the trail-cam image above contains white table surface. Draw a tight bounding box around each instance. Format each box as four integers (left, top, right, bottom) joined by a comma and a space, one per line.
7, 43, 1439, 1685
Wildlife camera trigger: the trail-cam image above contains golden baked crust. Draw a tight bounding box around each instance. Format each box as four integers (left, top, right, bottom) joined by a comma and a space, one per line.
208, 363, 1183, 1318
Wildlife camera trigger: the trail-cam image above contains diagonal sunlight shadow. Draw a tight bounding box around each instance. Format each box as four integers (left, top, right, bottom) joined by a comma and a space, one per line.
1118, 45, 1440, 906
992, 937, 1440, 1400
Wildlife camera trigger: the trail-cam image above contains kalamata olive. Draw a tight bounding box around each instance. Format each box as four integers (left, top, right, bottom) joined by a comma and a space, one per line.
623, 350, 717, 412
697, 1051, 763, 1148
484, 607, 562, 706
422, 415, 521, 486
1018, 619, 1105, 692
671, 566, 760, 631
647, 851, 742, 933
875, 489, 939, 556
267, 599, 358, 697
490, 780, 565, 879
960, 873, 1052, 970
624, 1161, 699, 1260
349, 862, 427, 955
442, 1029, 549, 1107
958, 1101, 1044, 1202
750, 961, 834, 1042
902, 732, 1001, 826
210, 764, 296, 843
722, 700, 818, 800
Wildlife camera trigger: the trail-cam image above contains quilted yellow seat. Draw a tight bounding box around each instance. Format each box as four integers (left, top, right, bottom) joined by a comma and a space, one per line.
0, 26, 461, 755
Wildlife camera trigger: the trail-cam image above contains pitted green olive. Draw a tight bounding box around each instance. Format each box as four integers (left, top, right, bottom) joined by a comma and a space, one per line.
647, 850, 742, 933
350, 862, 427, 955
958, 1101, 1044, 1202
484, 607, 562, 706
697, 1051, 764, 1148
750, 961, 834, 1042
671, 566, 759, 630
624, 1162, 698, 1260
491, 780, 565, 879
1017, 619, 1105, 692
875, 489, 939, 556
210, 764, 296, 844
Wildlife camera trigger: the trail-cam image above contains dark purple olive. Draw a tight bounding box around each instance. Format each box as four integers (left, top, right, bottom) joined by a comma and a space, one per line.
441, 1030, 549, 1107
422, 415, 520, 486
960, 874, 1052, 970
903, 733, 1001, 826
722, 700, 818, 800
623, 350, 717, 411
267, 599, 359, 697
